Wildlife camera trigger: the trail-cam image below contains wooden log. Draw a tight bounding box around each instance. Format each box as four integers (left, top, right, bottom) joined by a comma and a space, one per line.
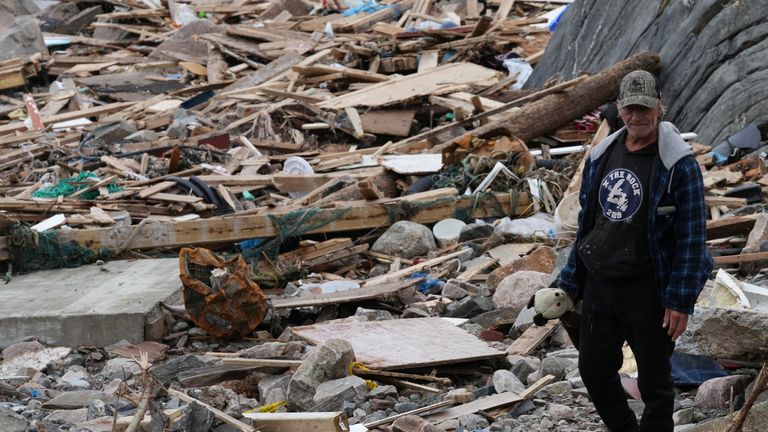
50, 192, 530, 253
443, 51, 661, 146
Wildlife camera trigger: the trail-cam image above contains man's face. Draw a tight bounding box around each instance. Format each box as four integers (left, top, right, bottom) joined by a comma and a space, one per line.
619, 104, 662, 140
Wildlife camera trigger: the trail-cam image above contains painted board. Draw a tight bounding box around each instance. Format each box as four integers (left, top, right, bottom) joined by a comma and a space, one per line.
290, 317, 505, 370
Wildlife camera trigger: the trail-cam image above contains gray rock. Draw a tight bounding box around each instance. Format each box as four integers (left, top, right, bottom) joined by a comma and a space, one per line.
371, 221, 437, 259
540, 357, 577, 381
2, 340, 45, 361
513, 307, 536, 333
508, 355, 541, 383
287, 339, 355, 411
103, 357, 141, 381
42, 390, 106, 409
368, 385, 398, 400
395, 402, 420, 413
571, 387, 591, 400
441, 280, 470, 300
678, 306, 768, 361
673, 407, 695, 425
60, 366, 90, 389
172, 401, 214, 432
401, 307, 431, 318
86, 399, 112, 420
0, 0, 39, 16
125, 130, 159, 143
695, 375, 752, 410
241, 342, 303, 359
311, 376, 368, 412
43, 408, 88, 425
525, 0, 768, 147
392, 414, 445, 432
0, 17, 47, 61
152, 355, 206, 383
0, 412, 27, 432
354, 308, 394, 321
492, 271, 549, 315
258, 375, 290, 404
547, 403, 574, 421
535, 381, 571, 398
446, 295, 495, 318
493, 369, 526, 394
458, 413, 489, 430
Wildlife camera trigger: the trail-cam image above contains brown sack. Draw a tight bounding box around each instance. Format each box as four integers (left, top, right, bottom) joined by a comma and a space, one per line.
179, 247, 267, 338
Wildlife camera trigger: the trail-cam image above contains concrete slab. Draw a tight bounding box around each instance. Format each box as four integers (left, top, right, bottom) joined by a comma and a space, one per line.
0, 259, 181, 348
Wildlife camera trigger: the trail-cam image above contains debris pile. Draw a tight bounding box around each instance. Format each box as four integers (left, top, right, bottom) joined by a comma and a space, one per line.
1, 1, 768, 432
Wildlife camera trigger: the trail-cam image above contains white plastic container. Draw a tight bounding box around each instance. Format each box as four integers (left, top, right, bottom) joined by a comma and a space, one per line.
433, 218, 466, 248
554, 192, 580, 232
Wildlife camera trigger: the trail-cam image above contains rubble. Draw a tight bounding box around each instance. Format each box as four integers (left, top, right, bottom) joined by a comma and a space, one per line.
0, 1, 766, 431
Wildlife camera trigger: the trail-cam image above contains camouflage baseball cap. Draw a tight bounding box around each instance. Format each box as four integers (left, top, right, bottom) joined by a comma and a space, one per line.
618, 70, 660, 109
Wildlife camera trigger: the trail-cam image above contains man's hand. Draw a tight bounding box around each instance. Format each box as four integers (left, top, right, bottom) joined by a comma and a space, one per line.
662, 308, 688, 342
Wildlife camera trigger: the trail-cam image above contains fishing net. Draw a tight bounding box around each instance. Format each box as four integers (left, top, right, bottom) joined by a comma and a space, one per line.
32, 172, 122, 200
6, 223, 110, 274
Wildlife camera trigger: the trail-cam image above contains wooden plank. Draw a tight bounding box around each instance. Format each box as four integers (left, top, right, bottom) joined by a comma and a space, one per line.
704, 196, 748, 208
425, 375, 555, 423
291, 317, 506, 370
456, 257, 498, 281
243, 412, 349, 432
506, 321, 560, 356
378, 154, 443, 175
714, 252, 768, 266
495, 0, 516, 20
222, 51, 303, 93
271, 279, 419, 309
362, 249, 468, 287
137, 181, 176, 199
360, 110, 415, 137
148, 193, 203, 204
363, 400, 454, 428
51, 192, 530, 252
0, 101, 134, 135
707, 215, 758, 240
220, 358, 303, 368
294, 64, 390, 82
316, 63, 500, 109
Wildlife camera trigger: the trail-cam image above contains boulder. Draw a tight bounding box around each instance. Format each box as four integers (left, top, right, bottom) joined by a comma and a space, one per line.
508, 355, 541, 383
493, 369, 526, 394
0, 0, 39, 16
103, 357, 142, 381
535, 381, 572, 398
2, 340, 44, 361
0, 16, 47, 60
371, 221, 437, 259
526, 0, 768, 147
0, 412, 27, 432
492, 271, 549, 315
441, 280, 470, 300
677, 306, 768, 360
286, 339, 355, 411
172, 401, 215, 432
257, 375, 290, 404
487, 246, 557, 289
310, 376, 368, 412
695, 375, 752, 410
540, 356, 578, 381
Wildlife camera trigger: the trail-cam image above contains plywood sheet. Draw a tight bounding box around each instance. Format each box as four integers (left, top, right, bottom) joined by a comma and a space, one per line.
378, 154, 443, 175
290, 317, 505, 370
316, 63, 501, 109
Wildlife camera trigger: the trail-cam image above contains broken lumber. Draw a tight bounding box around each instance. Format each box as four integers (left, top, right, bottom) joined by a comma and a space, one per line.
243, 412, 349, 432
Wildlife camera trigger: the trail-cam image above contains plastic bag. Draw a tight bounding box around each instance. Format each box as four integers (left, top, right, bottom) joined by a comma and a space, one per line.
502, 58, 533, 90
179, 248, 268, 338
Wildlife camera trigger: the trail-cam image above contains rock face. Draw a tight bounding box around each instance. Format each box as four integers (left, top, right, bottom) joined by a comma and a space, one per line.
677, 306, 768, 360
286, 339, 355, 411
492, 271, 549, 315
371, 221, 437, 259
486, 246, 557, 290
695, 375, 752, 410
526, 0, 768, 146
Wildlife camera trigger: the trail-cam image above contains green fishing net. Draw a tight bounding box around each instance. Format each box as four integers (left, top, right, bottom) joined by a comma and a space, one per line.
32, 172, 122, 200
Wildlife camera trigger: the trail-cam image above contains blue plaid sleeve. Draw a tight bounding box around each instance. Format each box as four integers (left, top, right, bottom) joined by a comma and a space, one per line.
559, 159, 594, 295
662, 156, 714, 314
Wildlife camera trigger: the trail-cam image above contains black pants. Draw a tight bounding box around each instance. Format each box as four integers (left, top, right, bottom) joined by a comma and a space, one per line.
578, 275, 675, 432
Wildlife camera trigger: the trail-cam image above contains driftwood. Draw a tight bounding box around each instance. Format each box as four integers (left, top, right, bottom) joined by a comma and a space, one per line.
443, 51, 660, 146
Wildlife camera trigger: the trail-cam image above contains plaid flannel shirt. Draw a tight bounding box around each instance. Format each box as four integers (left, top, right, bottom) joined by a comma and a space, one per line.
559, 139, 713, 315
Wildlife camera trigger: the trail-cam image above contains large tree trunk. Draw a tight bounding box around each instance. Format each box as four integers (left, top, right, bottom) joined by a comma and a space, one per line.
446, 51, 660, 144
525, 0, 768, 147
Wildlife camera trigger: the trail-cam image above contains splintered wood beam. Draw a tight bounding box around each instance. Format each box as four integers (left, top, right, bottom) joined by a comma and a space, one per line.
50, 192, 530, 253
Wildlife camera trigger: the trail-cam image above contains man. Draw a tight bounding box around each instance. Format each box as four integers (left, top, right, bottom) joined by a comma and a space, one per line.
559, 70, 713, 431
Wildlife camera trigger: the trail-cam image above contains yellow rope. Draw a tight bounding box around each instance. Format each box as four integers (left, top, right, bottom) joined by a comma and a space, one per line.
243, 400, 286, 414
348, 362, 378, 390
